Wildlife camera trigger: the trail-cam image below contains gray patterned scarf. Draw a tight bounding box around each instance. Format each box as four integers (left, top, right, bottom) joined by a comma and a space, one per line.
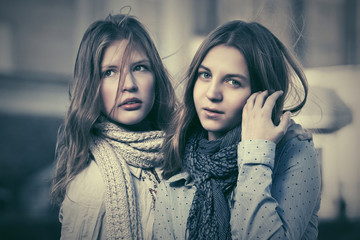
184, 126, 242, 240
90, 120, 164, 240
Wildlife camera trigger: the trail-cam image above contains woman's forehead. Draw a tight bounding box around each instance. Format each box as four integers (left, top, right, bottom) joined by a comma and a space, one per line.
102, 40, 148, 67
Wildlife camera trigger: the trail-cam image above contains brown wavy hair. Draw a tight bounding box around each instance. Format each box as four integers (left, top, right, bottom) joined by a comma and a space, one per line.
51, 13, 177, 205
162, 20, 308, 179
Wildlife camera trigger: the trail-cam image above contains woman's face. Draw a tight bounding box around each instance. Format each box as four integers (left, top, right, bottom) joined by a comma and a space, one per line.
100, 40, 155, 128
193, 44, 251, 140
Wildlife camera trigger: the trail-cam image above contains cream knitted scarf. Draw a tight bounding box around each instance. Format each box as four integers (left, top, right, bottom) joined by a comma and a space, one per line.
90, 120, 164, 240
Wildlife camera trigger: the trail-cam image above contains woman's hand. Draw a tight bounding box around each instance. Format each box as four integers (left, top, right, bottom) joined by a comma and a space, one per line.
241, 90, 290, 144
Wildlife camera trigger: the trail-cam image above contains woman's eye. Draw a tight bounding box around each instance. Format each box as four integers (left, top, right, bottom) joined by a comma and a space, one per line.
198, 72, 211, 79
226, 79, 241, 87
133, 65, 148, 72
103, 70, 115, 78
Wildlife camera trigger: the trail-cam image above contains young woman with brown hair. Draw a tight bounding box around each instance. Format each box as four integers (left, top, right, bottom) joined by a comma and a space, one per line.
153, 20, 321, 239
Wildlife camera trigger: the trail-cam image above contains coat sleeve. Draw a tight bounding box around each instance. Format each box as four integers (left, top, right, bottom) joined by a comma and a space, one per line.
59, 161, 106, 240
230, 138, 321, 239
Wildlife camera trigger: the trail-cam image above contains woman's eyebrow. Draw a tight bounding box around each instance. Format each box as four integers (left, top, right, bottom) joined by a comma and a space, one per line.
101, 65, 118, 70
224, 73, 249, 82
198, 65, 211, 72
102, 58, 150, 70
130, 59, 150, 65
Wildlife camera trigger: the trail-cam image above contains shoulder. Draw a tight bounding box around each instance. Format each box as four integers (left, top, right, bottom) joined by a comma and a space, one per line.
275, 137, 319, 174
278, 136, 316, 157
65, 160, 105, 205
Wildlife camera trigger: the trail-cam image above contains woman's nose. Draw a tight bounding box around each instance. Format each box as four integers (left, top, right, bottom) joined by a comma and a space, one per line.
206, 80, 222, 102
122, 73, 138, 92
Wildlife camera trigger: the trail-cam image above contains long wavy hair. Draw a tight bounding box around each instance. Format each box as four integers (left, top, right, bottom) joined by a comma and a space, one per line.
162, 20, 308, 179
51, 14, 177, 205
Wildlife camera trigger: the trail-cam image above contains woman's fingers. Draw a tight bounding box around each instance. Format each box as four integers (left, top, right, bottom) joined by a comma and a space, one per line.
245, 91, 261, 109
253, 90, 269, 109
242, 90, 288, 143
277, 111, 291, 135
246, 90, 282, 111
262, 90, 283, 116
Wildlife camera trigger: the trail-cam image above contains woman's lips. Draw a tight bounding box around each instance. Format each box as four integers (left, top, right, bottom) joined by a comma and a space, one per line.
203, 107, 224, 118
118, 98, 142, 110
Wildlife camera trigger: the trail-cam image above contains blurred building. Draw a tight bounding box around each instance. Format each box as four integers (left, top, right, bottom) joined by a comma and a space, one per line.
0, 0, 359, 239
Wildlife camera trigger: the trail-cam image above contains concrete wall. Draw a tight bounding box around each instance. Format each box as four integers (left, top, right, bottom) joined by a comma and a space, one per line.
0, 0, 76, 76
296, 65, 360, 220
